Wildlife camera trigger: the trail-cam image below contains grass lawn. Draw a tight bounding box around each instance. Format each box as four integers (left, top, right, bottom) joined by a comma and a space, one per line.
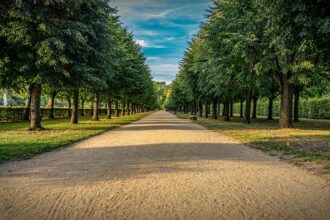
177, 113, 330, 173
0, 113, 149, 162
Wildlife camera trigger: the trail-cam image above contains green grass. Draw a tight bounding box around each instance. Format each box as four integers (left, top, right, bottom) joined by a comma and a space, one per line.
177, 113, 330, 165
0, 113, 149, 162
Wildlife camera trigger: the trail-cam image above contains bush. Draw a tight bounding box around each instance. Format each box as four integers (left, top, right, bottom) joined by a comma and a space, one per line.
0, 107, 118, 123
233, 96, 330, 120
0, 107, 26, 122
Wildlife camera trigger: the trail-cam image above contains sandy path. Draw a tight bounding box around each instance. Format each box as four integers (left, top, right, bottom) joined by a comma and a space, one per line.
0, 111, 329, 220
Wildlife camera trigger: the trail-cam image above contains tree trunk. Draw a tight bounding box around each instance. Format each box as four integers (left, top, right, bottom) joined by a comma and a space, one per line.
115, 100, 120, 117
93, 91, 100, 121
230, 102, 233, 117
81, 98, 85, 116
252, 97, 257, 119
217, 102, 221, 115
267, 97, 274, 120
194, 100, 197, 115
212, 99, 217, 119
293, 86, 300, 122
204, 101, 208, 118
122, 100, 126, 116
198, 100, 203, 117
67, 96, 71, 117
240, 100, 244, 118
23, 86, 33, 121
279, 80, 293, 128
49, 91, 56, 119
244, 89, 252, 124
127, 100, 130, 115
29, 84, 43, 130
107, 98, 112, 119
223, 101, 230, 121
71, 88, 79, 124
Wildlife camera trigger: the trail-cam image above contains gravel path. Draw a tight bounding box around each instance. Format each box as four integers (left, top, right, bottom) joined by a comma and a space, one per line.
0, 111, 329, 220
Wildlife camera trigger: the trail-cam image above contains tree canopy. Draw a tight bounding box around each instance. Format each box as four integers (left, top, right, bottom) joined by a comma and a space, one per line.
167, 0, 330, 127
0, 0, 158, 129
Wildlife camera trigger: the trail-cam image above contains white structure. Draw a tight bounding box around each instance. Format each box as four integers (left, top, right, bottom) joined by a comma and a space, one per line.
3, 93, 8, 106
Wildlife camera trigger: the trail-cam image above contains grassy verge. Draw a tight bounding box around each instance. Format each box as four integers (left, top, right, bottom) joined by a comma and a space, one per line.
177, 113, 330, 173
0, 113, 149, 162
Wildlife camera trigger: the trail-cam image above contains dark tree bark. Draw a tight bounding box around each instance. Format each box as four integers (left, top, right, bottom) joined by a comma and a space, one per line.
132, 103, 135, 114
193, 100, 197, 115
71, 88, 79, 124
293, 86, 301, 122
198, 100, 203, 117
267, 97, 274, 120
230, 102, 233, 117
244, 89, 252, 124
23, 86, 33, 121
67, 96, 72, 117
29, 84, 43, 130
279, 80, 293, 128
223, 101, 230, 121
127, 100, 130, 115
183, 103, 187, 114
204, 101, 208, 118
212, 99, 217, 119
240, 100, 244, 118
252, 96, 257, 119
80, 98, 85, 116
107, 98, 112, 119
115, 100, 120, 117
93, 91, 100, 121
49, 91, 57, 119
90, 103, 93, 116
122, 100, 126, 116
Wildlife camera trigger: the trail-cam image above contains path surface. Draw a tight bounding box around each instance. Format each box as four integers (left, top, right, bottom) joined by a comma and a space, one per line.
0, 111, 329, 220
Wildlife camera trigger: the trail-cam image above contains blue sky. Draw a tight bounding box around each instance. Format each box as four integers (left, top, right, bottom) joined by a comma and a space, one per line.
111, 0, 211, 83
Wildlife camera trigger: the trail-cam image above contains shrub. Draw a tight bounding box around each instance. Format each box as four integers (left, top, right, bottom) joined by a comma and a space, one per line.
233, 96, 330, 120
0, 107, 118, 123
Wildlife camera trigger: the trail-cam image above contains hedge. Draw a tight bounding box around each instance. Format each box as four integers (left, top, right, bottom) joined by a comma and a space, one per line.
0, 107, 122, 123
233, 96, 330, 120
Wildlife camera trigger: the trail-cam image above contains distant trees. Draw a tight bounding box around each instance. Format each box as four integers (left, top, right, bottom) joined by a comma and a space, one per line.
167, 0, 330, 128
0, 0, 157, 130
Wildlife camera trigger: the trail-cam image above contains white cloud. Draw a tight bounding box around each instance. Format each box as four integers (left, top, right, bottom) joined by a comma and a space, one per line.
164, 37, 176, 41
135, 39, 166, 48
142, 6, 189, 19
136, 39, 148, 47
149, 64, 179, 83
142, 8, 178, 19
134, 30, 160, 36
147, 57, 161, 61
149, 64, 179, 74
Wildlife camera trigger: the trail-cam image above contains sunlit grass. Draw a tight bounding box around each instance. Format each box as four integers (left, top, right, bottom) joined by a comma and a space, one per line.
0, 113, 149, 162
176, 113, 330, 164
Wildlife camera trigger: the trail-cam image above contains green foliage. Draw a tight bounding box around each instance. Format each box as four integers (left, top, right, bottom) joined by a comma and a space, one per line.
167, 0, 330, 126
0, 0, 158, 129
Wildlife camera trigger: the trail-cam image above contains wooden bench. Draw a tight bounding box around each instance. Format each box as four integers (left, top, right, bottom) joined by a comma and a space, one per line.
189, 115, 198, 121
